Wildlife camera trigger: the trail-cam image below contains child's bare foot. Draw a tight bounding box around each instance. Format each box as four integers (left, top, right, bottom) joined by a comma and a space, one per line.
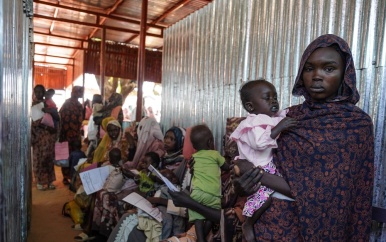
242, 221, 256, 242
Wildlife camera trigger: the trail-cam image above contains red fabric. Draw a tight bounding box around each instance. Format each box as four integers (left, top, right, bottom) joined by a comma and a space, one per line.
182, 127, 195, 160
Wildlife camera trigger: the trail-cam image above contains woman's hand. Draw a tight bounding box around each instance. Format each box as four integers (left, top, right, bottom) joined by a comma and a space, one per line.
168, 189, 193, 208
232, 167, 264, 197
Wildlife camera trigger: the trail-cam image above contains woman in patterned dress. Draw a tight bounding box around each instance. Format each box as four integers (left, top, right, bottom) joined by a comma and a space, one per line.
31, 84, 58, 190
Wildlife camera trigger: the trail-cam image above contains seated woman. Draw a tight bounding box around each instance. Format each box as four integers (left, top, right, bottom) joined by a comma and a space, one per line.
74, 117, 132, 241
92, 117, 129, 164
161, 126, 186, 171
126, 116, 165, 168
107, 126, 190, 242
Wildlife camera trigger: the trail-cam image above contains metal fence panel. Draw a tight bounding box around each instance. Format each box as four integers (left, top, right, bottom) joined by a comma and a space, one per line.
0, 0, 33, 241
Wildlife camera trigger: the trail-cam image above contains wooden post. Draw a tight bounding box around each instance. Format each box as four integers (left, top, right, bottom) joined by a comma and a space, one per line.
100, 27, 106, 99
135, 0, 148, 122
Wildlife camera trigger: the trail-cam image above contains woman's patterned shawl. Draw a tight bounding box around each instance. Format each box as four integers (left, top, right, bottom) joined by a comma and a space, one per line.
93, 117, 128, 163
254, 34, 374, 241
129, 116, 165, 169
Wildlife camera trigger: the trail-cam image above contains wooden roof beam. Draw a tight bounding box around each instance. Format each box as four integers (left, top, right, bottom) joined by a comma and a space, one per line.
33, 0, 164, 30
34, 61, 73, 66
34, 42, 152, 56
34, 42, 86, 50
88, 0, 123, 39
125, 0, 190, 43
34, 14, 163, 38
34, 31, 86, 42
34, 53, 74, 59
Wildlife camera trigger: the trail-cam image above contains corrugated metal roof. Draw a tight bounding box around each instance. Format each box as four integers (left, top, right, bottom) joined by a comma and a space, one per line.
33, 0, 212, 67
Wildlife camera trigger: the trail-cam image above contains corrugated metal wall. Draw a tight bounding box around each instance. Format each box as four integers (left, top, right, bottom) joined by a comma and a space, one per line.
0, 0, 33, 241
161, 0, 386, 207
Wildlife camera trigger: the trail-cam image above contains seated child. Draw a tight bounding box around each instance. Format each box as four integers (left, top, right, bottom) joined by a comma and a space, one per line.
68, 139, 86, 184
122, 151, 161, 197
189, 124, 230, 242
103, 148, 127, 193
230, 79, 297, 242
148, 169, 186, 240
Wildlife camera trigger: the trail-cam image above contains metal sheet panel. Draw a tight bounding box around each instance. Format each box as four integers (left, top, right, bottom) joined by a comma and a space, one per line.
161, 0, 386, 207
0, 0, 33, 241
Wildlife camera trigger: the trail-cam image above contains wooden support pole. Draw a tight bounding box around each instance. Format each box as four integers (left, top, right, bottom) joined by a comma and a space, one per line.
100, 27, 106, 98
82, 49, 86, 94
135, 0, 148, 122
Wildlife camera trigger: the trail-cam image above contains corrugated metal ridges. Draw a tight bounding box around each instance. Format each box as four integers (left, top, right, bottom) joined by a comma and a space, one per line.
161, 0, 386, 207
1, 0, 33, 241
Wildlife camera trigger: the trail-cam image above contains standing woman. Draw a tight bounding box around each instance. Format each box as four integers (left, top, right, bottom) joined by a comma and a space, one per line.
31, 85, 58, 190
59, 86, 84, 185
99, 93, 124, 126
235, 34, 374, 241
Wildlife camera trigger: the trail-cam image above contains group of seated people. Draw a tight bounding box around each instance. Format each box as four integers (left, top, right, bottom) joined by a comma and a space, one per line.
69, 115, 198, 241
64, 34, 374, 242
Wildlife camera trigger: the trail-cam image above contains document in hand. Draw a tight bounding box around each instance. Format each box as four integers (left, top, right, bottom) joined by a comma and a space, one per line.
31, 102, 45, 121
148, 165, 180, 192
122, 192, 163, 222
79, 166, 110, 195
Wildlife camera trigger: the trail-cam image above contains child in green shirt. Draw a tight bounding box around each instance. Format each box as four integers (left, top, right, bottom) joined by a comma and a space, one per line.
189, 125, 230, 242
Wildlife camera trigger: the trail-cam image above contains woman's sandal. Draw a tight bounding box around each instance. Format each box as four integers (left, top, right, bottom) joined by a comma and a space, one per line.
48, 184, 56, 190
74, 232, 95, 241
37, 184, 46, 191
71, 224, 83, 231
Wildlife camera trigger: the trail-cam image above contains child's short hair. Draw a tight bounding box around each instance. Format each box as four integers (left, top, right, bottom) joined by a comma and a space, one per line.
72, 139, 82, 150
160, 169, 180, 185
109, 148, 122, 160
144, 152, 161, 168
239, 79, 269, 106
92, 94, 103, 104
190, 124, 213, 150
46, 89, 55, 96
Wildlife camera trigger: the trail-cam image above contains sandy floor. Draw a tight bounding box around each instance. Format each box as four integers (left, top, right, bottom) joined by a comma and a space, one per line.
27, 166, 81, 242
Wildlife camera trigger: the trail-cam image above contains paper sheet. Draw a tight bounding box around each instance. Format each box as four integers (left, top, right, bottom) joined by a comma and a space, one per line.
148, 165, 180, 192
31, 103, 44, 121
74, 158, 88, 171
79, 166, 110, 195
54, 142, 69, 161
122, 192, 163, 222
